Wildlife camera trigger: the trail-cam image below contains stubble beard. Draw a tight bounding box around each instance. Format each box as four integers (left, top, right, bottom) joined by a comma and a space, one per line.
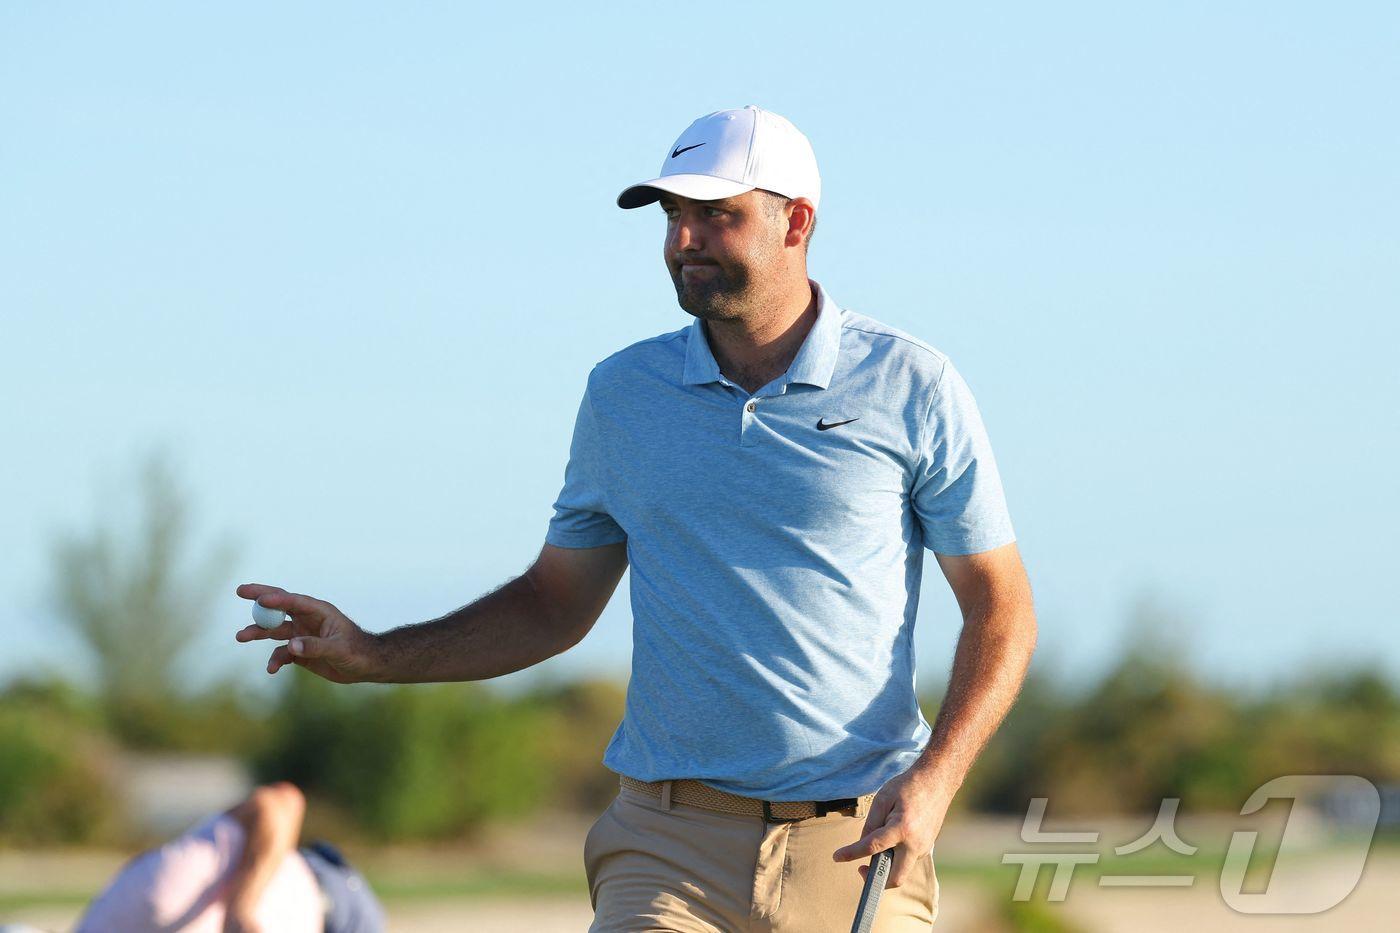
671, 261, 760, 323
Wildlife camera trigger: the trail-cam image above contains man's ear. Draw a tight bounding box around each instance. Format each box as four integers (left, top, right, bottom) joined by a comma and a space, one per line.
785, 197, 816, 249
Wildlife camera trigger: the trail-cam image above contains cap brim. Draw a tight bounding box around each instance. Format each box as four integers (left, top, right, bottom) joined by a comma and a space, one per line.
616, 174, 756, 209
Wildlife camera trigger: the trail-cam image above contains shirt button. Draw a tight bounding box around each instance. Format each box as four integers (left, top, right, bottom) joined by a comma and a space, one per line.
745, 401, 756, 412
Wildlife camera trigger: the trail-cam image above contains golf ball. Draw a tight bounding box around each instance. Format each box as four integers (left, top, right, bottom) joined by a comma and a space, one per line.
251, 600, 286, 630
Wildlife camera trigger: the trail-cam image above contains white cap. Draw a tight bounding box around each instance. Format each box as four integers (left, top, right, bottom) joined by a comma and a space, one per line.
617, 105, 821, 211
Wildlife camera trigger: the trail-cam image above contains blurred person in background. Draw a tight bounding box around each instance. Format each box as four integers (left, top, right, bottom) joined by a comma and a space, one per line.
74, 781, 384, 933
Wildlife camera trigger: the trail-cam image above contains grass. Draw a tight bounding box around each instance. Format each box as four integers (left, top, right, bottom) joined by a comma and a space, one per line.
0, 848, 1273, 910
0, 891, 95, 912
999, 899, 1085, 933
6, 833, 1390, 917
0, 867, 591, 914
365, 868, 588, 901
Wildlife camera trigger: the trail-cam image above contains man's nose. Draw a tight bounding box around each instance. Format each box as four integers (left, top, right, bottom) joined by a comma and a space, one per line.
671, 215, 702, 251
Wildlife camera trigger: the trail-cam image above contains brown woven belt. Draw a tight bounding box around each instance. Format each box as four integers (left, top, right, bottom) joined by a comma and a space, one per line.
620, 775, 875, 822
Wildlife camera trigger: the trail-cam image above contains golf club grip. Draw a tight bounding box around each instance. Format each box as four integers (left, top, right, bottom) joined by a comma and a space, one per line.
849, 848, 894, 933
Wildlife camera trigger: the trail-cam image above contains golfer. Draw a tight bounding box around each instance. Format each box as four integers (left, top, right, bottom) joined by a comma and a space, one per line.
236, 104, 1037, 932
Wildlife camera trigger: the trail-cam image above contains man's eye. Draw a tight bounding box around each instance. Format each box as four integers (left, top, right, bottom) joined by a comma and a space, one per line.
659, 207, 719, 218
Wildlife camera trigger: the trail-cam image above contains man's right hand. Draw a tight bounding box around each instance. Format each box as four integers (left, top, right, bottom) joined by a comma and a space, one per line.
234, 584, 380, 683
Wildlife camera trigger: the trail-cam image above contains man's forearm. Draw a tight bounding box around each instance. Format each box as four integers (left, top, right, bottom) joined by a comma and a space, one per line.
369, 573, 569, 683
912, 601, 1037, 792
225, 787, 303, 925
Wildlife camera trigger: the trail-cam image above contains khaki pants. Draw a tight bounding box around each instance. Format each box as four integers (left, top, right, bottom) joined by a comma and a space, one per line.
585, 779, 939, 932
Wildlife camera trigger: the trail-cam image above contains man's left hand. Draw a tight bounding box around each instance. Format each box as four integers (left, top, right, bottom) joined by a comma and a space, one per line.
831, 764, 952, 887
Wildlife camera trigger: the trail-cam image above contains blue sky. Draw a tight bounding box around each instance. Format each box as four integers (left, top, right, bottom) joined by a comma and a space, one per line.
3, 2, 1396, 698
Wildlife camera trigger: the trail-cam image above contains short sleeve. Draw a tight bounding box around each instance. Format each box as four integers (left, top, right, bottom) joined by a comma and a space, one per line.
545, 377, 628, 549
910, 359, 1017, 555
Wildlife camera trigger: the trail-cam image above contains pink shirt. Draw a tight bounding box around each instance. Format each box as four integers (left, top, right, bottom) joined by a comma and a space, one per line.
77, 813, 324, 932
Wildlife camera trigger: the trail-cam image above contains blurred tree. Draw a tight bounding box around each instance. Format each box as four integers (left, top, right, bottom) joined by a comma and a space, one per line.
0, 674, 103, 729
533, 678, 628, 811
960, 593, 1253, 815
46, 447, 238, 745
0, 688, 119, 844
256, 673, 555, 840
1240, 666, 1400, 788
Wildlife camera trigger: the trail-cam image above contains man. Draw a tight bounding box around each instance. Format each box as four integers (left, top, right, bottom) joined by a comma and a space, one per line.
74, 782, 384, 932
236, 104, 1036, 931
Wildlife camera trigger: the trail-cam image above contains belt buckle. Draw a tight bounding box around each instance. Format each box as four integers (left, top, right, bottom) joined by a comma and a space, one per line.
815, 797, 858, 817
761, 800, 803, 823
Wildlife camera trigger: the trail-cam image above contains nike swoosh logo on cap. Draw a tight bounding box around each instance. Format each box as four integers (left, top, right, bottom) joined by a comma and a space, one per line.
671, 143, 706, 159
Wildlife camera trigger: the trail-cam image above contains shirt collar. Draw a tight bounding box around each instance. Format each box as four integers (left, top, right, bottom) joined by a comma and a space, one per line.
681, 278, 844, 390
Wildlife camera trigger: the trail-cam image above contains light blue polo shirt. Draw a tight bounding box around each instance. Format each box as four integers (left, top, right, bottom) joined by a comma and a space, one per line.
546, 278, 1016, 801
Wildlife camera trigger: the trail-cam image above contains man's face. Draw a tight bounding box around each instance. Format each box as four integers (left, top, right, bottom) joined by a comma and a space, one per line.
659, 189, 787, 321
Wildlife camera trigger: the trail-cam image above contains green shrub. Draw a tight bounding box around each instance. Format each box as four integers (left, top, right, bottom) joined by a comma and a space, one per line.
0, 701, 116, 844
532, 678, 627, 812
256, 673, 554, 840
104, 680, 271, 755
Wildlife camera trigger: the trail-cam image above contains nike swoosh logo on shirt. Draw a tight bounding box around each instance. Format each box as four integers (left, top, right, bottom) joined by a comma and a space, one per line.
816, 418, 859, 431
